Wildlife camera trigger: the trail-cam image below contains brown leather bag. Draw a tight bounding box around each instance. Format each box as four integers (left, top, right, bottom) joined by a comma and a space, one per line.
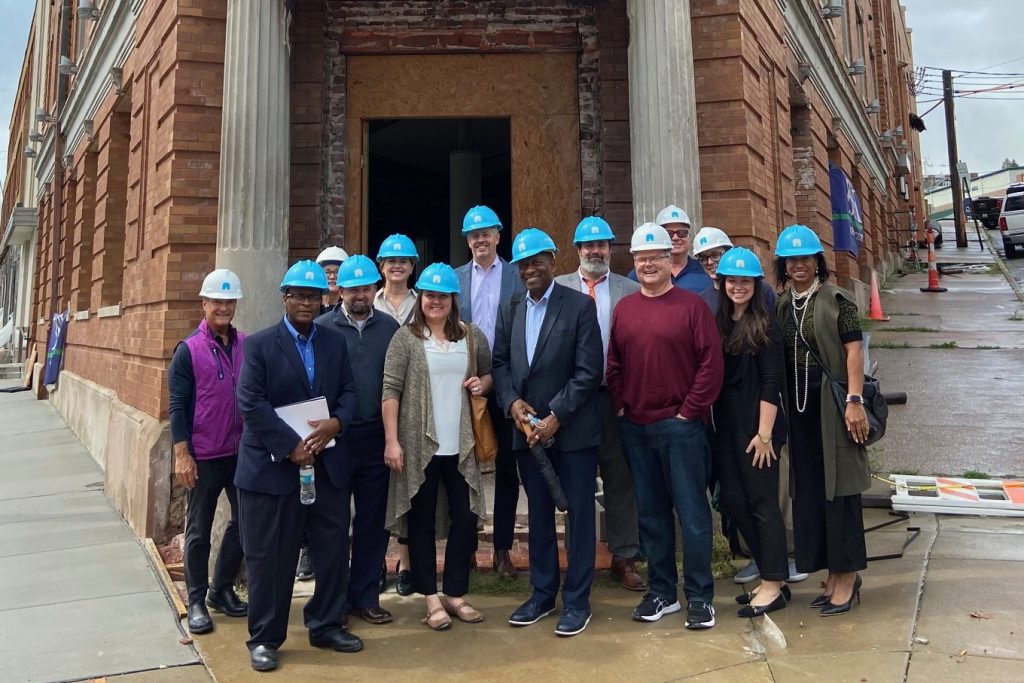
464, 323, 498, 463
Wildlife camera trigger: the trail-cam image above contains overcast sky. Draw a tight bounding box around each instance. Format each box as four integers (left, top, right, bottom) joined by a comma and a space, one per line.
0, 2, 1019, 186
902, 0, 1024, 175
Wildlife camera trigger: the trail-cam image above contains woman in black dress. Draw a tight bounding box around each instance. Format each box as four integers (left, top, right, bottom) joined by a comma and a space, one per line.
711, 247, 789, 617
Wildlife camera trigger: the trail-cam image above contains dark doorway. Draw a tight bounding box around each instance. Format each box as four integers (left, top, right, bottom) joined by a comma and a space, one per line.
367, 118, 512, 271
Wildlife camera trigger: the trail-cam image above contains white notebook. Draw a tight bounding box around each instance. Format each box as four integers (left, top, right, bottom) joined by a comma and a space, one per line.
274, 396, 336, 450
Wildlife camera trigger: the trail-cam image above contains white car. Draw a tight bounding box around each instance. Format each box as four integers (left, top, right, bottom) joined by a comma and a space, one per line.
998, 191, 1024, 258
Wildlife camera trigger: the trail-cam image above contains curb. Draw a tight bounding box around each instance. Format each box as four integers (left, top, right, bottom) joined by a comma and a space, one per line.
977, 225, 1024, 303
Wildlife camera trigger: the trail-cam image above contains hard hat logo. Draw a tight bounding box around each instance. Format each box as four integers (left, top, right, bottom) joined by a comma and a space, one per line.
645, 233, 654, 242
792, 238, 802, 247
671, 211, 680, 218
432, 275, 442, 284
305, 271, 315, 280
354, 268, 363, 277
474, 214, 482, 223
736, 259, 746, 269
699, 236, 708, 245
518, 242, 527, 251
221, 282, 230, 290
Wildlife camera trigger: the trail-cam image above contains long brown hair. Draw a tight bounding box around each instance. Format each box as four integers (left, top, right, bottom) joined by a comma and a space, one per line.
716, 278, 771, 354
408, 292, 467, 342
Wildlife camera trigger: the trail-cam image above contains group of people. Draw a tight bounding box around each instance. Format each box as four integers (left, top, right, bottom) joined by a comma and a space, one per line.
169, 203, 872, 672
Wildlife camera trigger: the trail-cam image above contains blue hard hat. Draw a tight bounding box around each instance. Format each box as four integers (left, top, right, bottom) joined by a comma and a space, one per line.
573, 216, 615, 245
376, 233, 419, 263
461, 205, 502, 235
336, 254, 381, 288
510, 227, 558, 264
775, 224, 824, 258
716, 247, 764, 278
416, 262, 461, 295
280, 260, 329, 293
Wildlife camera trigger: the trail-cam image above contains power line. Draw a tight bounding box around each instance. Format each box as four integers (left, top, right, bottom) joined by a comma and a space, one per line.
917, 65, 1024, 77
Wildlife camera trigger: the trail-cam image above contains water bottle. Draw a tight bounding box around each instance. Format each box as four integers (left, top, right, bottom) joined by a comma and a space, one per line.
299, 465, 316, 505
528, 414, 555, 449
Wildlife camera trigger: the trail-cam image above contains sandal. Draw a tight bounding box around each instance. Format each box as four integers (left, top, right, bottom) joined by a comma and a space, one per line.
443, 597, 485, 623
422, 606, 452, 631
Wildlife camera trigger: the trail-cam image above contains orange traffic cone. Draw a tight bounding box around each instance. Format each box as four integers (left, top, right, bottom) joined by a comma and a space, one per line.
867, 271, 889, 321
920, 225, 947, 293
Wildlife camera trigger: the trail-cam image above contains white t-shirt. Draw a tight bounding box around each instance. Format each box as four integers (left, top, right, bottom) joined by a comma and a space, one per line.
423, 335, 468, 456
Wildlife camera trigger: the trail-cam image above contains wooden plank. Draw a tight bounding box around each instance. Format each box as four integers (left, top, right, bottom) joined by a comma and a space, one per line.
144, 538, 186, 619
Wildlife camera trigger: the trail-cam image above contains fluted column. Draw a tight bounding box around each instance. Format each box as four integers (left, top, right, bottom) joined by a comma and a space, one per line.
626, 0, 702, 228
216, 0, 290, 333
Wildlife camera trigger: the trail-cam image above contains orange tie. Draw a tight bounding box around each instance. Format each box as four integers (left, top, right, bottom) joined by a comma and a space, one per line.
583, 275, 606, 300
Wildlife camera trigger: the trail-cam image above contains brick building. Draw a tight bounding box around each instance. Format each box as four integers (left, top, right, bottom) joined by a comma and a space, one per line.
3, 0, 924, 541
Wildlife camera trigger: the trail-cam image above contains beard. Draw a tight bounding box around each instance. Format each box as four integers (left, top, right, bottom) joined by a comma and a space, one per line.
580, 257, 610, 278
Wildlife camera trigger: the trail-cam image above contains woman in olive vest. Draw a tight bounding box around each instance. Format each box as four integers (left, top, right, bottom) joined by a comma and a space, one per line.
773, 225, 871, 617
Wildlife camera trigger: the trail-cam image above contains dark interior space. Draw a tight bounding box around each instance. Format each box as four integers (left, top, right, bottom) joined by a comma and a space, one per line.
367, 118, 512, 272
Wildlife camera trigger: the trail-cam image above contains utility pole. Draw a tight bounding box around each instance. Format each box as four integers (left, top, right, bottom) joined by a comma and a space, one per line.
943, 69, 967, 247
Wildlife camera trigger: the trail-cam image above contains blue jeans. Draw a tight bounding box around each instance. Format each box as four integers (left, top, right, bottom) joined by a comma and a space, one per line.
618, 416, 714, 604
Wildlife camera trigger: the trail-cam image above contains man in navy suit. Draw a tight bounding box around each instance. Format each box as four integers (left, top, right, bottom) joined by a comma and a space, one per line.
455, 205, 527, 578
492, 228, 603, 637
234, 260, 360, 672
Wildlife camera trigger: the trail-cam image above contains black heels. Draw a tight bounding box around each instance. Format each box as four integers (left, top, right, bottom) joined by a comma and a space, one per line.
395, 560, 414, 597
737, 591, 788, 618
819, 575, 862, 617
736, 584, 791, 605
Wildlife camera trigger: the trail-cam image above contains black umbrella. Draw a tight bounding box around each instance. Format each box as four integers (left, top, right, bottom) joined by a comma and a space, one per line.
525, 421, 569, 512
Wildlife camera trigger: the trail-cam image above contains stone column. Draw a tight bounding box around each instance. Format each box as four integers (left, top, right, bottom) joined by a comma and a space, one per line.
626, 0, 702, 228
216, 0, 291, 334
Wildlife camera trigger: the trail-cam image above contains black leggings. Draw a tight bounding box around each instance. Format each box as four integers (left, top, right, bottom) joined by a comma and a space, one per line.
406, 456, 478, 597
788, 369, 867, 574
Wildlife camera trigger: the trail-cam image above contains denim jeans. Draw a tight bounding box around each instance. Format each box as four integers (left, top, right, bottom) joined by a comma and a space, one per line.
618, 416, 714, 604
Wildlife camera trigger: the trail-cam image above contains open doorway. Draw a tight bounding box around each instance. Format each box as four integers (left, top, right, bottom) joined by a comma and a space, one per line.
367, 118, 512, 271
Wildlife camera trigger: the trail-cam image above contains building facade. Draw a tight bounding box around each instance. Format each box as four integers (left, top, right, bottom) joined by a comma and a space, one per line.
7, 0, 924, 541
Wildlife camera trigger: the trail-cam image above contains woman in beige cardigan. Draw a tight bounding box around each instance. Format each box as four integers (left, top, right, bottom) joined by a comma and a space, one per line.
382, 263, 492, 631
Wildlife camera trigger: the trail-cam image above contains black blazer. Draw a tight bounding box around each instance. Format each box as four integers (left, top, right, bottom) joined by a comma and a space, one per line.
492, 282, 603, 451
234, 319, 356, 495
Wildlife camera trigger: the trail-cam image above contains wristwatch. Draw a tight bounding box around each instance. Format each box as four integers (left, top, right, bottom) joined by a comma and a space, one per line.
846, 394, 864, 404
757, 432, 772, 444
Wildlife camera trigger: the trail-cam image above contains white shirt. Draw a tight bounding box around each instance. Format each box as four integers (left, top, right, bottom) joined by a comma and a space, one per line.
374, 289, 418, 325
423, 335, 468, 456
470, 258, 502, 350
576, 270, 611, 380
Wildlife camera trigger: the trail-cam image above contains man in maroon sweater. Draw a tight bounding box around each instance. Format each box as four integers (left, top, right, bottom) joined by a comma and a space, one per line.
607, 222, 724, 631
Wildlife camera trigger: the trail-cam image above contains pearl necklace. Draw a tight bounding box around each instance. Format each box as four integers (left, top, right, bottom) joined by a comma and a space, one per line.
791, 279, 821, 413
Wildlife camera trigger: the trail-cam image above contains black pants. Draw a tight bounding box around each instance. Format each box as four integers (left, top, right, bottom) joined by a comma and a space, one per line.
346, 426, 390, 609
488, 394, 520, 551
183, 455, 244, 605
407, 456, 477, 597
788, 368, 867, 574
714, 404, 788, 582
238, 458, 352, 650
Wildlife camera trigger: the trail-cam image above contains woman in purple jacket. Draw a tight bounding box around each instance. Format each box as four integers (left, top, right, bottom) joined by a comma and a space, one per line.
168, 269, 248, 635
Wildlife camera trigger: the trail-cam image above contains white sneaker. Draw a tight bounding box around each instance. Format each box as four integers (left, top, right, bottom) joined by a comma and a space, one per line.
787, 559, 809, 583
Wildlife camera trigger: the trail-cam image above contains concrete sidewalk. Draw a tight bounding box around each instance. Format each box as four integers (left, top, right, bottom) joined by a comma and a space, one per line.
0, 382, 210, 683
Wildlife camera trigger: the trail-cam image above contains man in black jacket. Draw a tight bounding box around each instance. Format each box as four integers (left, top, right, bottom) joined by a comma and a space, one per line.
314, 254, 399, 626
492, 228, 603, 637
235, 260, 359, 672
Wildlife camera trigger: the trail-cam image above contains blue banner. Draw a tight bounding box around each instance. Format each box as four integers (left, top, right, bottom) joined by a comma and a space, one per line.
43, 311, 69, 386
829, 164, 864, 256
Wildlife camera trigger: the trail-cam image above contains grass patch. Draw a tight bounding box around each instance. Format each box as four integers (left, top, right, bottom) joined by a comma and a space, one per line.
1008, 311, 1024, 321
880, 326, 939, 333
469, 572, 533, 596
975, 345, 1002, 350
887, 311, 922, 316
962, 469, 990, 480
872, 340, 911, 349
929, 341, 958, 349
889, 467, 919, 476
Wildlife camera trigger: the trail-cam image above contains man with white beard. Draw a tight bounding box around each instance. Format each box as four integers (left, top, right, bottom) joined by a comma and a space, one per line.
554, 216, 645, 592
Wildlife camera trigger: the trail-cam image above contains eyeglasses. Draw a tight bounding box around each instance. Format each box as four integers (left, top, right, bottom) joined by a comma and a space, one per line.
322, 267, 340, 276
665, 229, 689, 239
698, 252, 724, 264
633, 254, 671, 266
285, 293, 322, 304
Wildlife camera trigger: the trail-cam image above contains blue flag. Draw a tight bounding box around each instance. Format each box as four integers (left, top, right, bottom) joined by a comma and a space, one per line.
43, 311, 69, 386
829, 164, 864, 256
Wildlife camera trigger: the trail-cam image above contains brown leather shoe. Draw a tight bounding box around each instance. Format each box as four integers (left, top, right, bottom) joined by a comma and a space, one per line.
350, 605, 394, 624
493, 549, 517, 579
610, 556, 647, 592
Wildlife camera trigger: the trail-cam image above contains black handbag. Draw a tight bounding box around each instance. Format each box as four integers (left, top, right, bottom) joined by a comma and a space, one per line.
800, 338, 888, 447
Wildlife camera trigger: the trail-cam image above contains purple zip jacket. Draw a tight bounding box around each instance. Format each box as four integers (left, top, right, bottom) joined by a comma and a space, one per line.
181, 319, 246, 460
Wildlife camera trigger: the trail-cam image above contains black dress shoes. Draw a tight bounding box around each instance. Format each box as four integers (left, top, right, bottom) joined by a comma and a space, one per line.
395, 567, 414, 597
250, 645, 279, 672
736, 584, 791, 605
186, 601, 213, 635
736, 592, 788, 618
309, 629, 364, 653
350, 605, 394, 624
206, 587, 248, 617
508, 599, 556, 627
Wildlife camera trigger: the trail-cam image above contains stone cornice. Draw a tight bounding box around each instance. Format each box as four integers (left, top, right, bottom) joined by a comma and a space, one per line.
784, 1, 890, 196
1, 206, 38, 252
34, 0, 142, 199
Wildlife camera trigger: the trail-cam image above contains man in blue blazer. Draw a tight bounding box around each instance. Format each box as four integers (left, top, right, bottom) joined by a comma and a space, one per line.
455, 205, 527, 578
492, 228, 603, 637
234, 260, 360, 672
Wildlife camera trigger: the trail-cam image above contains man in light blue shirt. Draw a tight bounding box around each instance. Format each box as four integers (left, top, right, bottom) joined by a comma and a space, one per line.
524, 281, 554, 364
455, 205, 527, 579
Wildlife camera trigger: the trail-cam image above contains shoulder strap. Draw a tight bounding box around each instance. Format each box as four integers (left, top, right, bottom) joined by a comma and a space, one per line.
790, 305, 843, 386
462, 322, 477, 378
